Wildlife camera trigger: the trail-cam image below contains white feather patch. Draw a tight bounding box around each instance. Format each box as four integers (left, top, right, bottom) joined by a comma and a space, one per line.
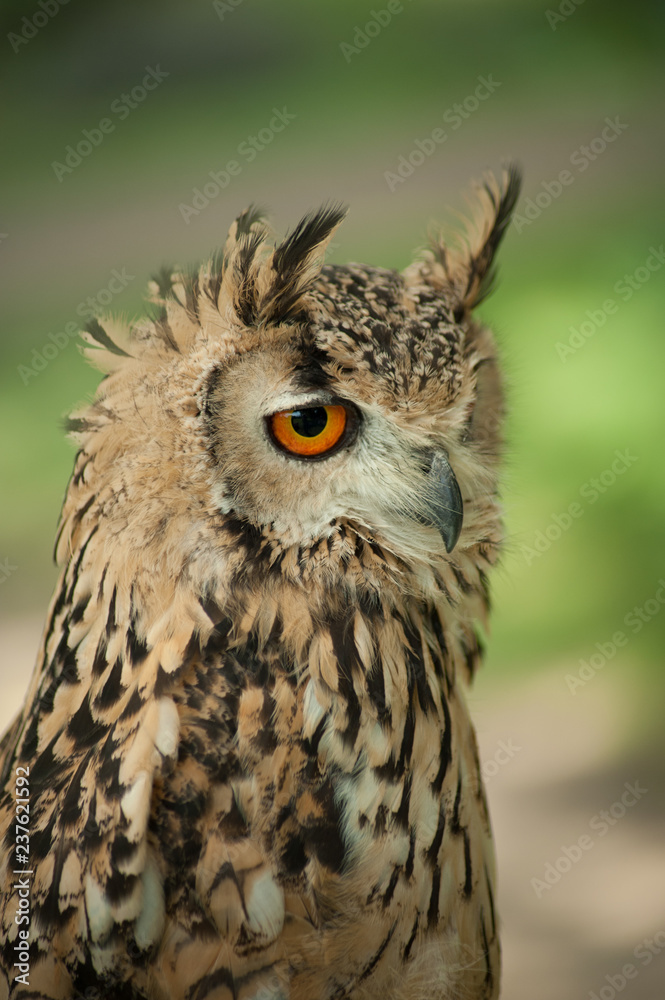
120, 770, 151, 843
302, 679, 325, 738
85, 874, 114, 943
134, 851, 166, 950
154, 697, 180, 758
244, 869, 285, 940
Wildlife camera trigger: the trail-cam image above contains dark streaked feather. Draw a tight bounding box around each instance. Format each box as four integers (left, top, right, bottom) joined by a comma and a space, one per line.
261, 203, 347, 323
83, 319, 131, 357
464, 163, 522, 307
151, 265, 177, 301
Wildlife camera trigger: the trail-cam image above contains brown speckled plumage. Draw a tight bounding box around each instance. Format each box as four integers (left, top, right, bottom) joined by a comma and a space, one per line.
0, 168, 520, 1000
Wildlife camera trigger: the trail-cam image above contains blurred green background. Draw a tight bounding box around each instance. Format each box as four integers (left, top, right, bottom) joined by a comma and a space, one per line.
1, 2, 664, 995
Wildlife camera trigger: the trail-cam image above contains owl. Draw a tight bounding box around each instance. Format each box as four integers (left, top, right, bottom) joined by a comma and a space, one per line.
0, 167, 520, 1000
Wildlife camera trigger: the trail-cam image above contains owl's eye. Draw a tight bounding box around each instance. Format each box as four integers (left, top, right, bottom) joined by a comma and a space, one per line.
267, 404, 356, 459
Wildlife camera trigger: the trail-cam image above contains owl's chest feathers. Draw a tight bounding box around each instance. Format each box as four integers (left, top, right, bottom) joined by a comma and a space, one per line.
16, 550, 486, 989
209, 597, 485, 935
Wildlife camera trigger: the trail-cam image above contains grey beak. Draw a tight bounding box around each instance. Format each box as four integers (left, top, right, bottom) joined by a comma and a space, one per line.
422, 451, 464, 553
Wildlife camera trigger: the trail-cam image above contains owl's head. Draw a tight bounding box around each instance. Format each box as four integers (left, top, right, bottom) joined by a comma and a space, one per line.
64, 168, 520, 601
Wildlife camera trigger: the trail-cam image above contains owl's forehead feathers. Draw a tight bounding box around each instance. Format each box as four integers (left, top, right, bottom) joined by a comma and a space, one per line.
303, 263, 465, 414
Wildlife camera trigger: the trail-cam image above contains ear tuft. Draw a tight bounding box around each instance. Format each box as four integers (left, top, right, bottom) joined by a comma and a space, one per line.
212, 203, 346, 328
458, 163, 522, 309
408, 164, 521, 316
257, 203, 347, 324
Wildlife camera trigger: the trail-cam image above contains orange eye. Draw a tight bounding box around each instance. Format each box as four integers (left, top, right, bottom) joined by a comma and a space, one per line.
268, 404, 350, 458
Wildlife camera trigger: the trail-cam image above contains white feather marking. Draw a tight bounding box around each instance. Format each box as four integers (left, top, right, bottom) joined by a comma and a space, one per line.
154, 697, 180, 758
302, 680, 325, 738
134, 852, 166, 949
244, 870, 285, 940
85, 874, 114, 943
120, 770, 151, 842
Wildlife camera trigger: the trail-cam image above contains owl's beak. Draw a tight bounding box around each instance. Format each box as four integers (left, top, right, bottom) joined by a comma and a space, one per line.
421, 451, 464, 553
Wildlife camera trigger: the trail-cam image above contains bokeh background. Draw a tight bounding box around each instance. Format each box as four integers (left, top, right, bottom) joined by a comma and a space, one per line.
1, 1, 664, 996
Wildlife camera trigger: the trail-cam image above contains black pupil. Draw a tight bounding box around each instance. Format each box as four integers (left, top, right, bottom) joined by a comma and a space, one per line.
291, 407, 328, 437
